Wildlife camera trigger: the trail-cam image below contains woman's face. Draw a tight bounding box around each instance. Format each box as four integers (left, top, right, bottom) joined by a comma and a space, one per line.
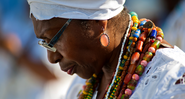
31, 15, 111, 79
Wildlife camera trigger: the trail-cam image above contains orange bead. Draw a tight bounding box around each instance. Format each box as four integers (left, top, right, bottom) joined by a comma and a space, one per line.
156, 27, 163, 32
139, 18, 147, 22
152, 27, 156, 30
142, 28, 148, 31
136, 40, 143, 52
131, 52, 140, 64
128, 64, 137, 74
131, 42, 136, 47
148, 28, 151, 32
139, 31, 148, 41
124, 73, 132, 84
133, 37, 138, 42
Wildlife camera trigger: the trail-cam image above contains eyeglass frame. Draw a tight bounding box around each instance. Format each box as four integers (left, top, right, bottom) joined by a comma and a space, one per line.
38, 19, 72, 52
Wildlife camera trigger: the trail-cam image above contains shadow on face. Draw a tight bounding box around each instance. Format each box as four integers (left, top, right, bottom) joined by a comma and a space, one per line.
31, 14, 112, 79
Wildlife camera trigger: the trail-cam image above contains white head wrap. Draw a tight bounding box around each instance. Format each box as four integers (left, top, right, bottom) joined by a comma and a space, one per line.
27, 0, 125, 20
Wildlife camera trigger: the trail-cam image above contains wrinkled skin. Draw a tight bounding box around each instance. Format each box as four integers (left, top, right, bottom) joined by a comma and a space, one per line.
31, 14, 173, 99
31, 15, 123, 80
31, 13, 128, 99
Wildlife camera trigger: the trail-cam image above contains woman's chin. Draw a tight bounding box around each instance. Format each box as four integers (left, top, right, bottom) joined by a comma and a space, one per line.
77, 73, 93, 79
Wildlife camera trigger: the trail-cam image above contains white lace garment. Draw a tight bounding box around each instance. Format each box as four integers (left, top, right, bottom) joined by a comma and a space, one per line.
65, 46, 185, 99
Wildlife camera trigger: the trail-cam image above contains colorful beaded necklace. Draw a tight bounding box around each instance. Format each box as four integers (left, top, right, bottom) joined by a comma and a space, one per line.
77, 11, 164, 99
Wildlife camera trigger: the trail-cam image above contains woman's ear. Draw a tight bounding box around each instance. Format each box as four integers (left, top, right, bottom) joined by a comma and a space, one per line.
99, 20, 108, 32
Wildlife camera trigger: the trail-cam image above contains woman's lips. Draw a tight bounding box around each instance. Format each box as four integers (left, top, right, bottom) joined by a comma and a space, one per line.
67, 66, 74, 75
62, 66, 75, 75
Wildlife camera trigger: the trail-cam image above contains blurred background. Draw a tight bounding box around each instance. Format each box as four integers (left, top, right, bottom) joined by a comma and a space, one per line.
0, 0, 184, 99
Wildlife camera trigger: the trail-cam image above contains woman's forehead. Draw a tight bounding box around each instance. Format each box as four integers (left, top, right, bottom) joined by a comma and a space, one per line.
31, 15, 68, 38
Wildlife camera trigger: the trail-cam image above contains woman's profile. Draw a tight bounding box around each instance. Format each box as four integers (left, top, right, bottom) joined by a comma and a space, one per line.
27, 0, 185, 99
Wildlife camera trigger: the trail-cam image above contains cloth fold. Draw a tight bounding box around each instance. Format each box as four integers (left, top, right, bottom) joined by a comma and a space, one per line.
28, 0, 125, 20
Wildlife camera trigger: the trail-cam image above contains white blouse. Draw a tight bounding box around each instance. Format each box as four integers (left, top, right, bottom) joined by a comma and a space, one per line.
65, 46, 185, 99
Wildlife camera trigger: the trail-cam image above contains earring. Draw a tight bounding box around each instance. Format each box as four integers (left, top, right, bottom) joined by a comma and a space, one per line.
100, 28, 110, 47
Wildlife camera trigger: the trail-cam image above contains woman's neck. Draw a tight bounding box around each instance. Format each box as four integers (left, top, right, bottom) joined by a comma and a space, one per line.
96, 13, 130, 99
102, 14, 129, 83
97, 38, 126, 99
102, 43, 123, 80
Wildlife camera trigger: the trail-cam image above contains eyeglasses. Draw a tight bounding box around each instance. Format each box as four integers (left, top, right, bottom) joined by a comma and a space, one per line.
38, 19, 72, 52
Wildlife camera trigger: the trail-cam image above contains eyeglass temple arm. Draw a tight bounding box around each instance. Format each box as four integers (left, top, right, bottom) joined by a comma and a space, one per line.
48, 19, 72, 47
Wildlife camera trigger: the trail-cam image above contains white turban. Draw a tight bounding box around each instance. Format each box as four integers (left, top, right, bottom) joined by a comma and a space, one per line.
27, 0, 125, 20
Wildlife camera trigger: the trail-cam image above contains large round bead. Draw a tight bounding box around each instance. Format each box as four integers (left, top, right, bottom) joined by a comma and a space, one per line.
132, 16, 138, 21
135, 65, 145, 76
156, 36, 163, 42
148, 47, 156, 53
127, 79, 137, 90
143, 52, 153, 62
140, 60, 148, 67
132, 74, 140, 81
125, 89, 132, 95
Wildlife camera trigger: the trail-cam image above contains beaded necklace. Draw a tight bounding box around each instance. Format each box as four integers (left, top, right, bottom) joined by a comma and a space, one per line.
77, 12, 164, 99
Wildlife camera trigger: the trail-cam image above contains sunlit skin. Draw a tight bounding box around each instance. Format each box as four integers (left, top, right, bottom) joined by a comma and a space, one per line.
31, 13, 130, 98
31, 11, 175, 98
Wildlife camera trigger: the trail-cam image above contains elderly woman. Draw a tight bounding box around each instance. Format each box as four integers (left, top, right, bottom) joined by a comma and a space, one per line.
28, 0, 185, 99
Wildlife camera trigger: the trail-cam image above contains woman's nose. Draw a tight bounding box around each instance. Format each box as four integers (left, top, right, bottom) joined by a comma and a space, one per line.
47, 50, 63, 63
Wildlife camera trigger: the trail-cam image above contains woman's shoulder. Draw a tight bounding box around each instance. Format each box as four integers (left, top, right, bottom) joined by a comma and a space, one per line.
156, 46, 185, 64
